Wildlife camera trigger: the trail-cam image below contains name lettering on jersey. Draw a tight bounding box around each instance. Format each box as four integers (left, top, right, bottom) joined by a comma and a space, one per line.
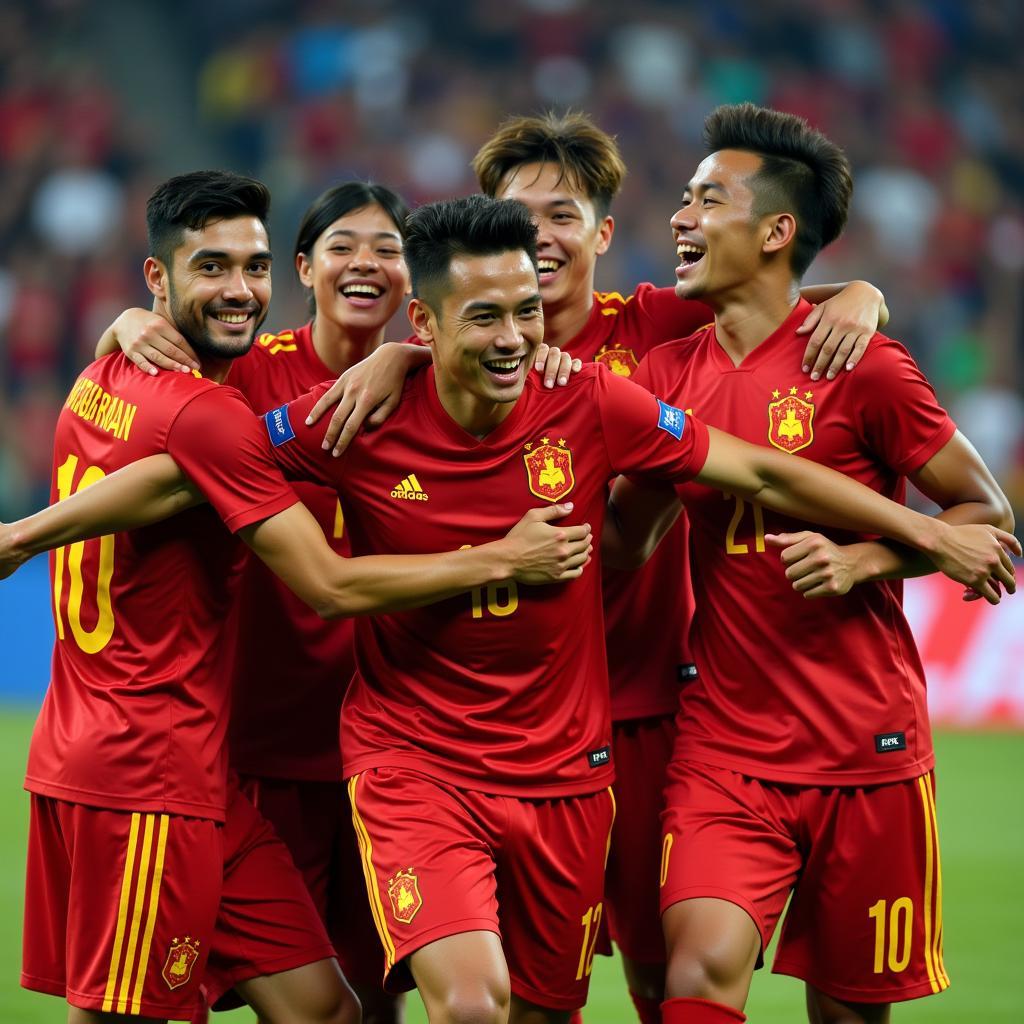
256, 329, 298, 355
656, 400, 686, 440
391, 474, 429, 501
161, 935, 200, 991
768, 386, 815, 454
874, 732, 907, 753
587, 745, 611, 768
595, 345, 638, 377
387, 868, 423, 924
523, 435, 575, 502
264, 404, 295, 446
64, 376, 139, 442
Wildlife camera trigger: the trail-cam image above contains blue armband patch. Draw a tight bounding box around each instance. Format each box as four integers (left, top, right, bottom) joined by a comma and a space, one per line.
264, 405, 295, 447
656, 399, 686, 440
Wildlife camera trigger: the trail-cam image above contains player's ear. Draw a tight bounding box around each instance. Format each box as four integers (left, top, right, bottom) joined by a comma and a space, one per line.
408, 297, 435, 343
762, 213, 796, 257
143, 257, 169, 300
594, 214, 614, 256
296, 251, 313, 289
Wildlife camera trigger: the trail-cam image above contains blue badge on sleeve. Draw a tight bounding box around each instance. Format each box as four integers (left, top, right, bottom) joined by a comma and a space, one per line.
656, 399, 686, 440
264, 404, 295, 447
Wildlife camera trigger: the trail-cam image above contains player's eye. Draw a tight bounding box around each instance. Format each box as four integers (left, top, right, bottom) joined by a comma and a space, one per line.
377, 248, 401, 258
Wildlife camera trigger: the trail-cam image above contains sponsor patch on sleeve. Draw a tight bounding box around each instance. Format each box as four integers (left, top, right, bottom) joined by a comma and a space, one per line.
657, 399, 686, 440
264, 404, 295, 447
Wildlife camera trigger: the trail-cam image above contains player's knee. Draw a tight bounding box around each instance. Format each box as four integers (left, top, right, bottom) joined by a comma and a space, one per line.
438, 981, 510, 1024
299, 977, 362, 1024
665, 943, 752, 1000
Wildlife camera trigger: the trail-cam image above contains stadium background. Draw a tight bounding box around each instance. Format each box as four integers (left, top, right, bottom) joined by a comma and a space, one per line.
0, 0, 1021, 1019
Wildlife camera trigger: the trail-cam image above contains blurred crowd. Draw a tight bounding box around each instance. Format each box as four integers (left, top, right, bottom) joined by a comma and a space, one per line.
1, 0, 1022, 521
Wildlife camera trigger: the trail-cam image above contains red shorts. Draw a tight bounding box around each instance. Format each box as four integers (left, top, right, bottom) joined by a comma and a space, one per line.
603, 714, 675, 964
660, 761, 950, 1004
23, 787, 336, 1019
240, 775, 381, 986
348, 767, 615, 1011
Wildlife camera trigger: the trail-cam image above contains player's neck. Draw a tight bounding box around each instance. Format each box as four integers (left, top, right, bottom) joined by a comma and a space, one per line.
711, 280, 801, 365
197, 356, 233, 383
434, 377, 516, 439
540, 289, 594, 349
311, 316, 382, 375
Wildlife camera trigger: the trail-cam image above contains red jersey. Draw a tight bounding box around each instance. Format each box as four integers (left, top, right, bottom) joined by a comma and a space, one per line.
571, 285, 711, 720
226, 324, 354, 781
636, 300, 956, 786
266, 363, 710, 797
25, 354, 297, 821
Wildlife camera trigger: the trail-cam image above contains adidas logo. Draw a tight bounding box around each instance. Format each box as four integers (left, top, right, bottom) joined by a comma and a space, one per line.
391, 474, 429, 501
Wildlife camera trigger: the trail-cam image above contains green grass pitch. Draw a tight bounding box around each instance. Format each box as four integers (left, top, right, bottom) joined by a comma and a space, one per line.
0, 709, 1020, 1022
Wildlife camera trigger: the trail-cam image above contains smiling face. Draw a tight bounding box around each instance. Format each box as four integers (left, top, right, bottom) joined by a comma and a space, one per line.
671, 148, 772, 305
147, 215, 272, 360
410, 249, 543, 434
296, 203, 408, 337
495, 161, 612, 313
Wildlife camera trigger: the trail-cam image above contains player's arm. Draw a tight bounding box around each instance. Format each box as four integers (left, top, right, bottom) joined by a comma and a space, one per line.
697, 426, 1018, 602
0, 455, 201, 578
95, 308, 200, 375
602, 477, 681, 570
0, 453, 593, 613
305, 341, 582, 457
795, 280, 889, 380
766, 430, 1016, 599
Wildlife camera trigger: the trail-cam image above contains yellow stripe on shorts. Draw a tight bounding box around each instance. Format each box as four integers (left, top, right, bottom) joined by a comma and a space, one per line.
348, 775, 397, 972
604, 787, 617, 868
917, 775, 949, 993
103, 812, 141, 1011
129, 814, 169, 1013
923, 774, 950, 988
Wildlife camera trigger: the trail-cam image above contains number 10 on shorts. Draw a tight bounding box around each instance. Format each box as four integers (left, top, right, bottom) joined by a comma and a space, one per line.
869, 897, 913, 973
576, 902, 603, 980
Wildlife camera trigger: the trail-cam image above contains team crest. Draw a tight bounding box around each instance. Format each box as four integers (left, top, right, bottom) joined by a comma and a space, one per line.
595, 346, 638, 377
162, 936, 200, 991
523, 437, 575, 502
388, 869, 423, 924
768, 387, 815, 454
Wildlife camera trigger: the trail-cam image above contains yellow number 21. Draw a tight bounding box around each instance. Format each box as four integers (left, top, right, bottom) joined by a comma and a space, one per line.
723, 492, 765, 555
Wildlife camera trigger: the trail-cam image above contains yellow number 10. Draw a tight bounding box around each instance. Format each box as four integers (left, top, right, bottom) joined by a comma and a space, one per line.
459, 545, 519, 618
53, 453, 116, 654
869, 897, 913, 973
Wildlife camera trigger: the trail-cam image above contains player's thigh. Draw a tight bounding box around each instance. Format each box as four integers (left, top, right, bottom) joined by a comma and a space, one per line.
23, 796, 221, 1020
235, 957, 358, 1024
348, 767, 504, 994
498, 788, 616, 1012
203, 786, 337, 1010
660, 762, 799, 971
409, 931, 510, 1023
774, 771, 949, 1005
606, 714, 675, 966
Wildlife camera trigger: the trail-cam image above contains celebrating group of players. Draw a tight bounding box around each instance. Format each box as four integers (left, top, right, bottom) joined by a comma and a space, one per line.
0, 103, 1018, 1024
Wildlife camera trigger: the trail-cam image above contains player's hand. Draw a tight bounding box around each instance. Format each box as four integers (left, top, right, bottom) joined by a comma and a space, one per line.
765, 531, 863, 598
0, 524, 30, 581
928, 523, 1019, 604
305, 343, 430, 457
533, 344, 582, 389
796, 281, 883, 381
112, 308, 199, 376
502, 503, 593, 583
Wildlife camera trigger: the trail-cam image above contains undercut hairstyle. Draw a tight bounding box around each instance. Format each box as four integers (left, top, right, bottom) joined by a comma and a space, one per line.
146, 170, 271, 267
703, 103, 853, 277
293, 181, 410, 313
404, 195, 538, 313
472, 111, 626, 218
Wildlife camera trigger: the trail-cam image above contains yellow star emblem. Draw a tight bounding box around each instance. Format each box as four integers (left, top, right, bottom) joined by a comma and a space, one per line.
772, 389, 781, 399
805, 391, 813, 400
789, 386, 798, 395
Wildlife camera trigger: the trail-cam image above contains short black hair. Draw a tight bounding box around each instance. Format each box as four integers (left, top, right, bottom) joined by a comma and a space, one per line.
146, 170, 271, 267
293, 181, 409, 313
703, 103, 853, 276
473, 111, 626, 218
404, 195, 538, 312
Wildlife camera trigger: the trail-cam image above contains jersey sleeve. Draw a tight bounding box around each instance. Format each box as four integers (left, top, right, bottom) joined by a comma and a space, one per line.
850, 337, 956, 475
596, 364, 709, 483
260, 381, 345, 489
633, 284, 713, 343
166, 386, 299, 533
